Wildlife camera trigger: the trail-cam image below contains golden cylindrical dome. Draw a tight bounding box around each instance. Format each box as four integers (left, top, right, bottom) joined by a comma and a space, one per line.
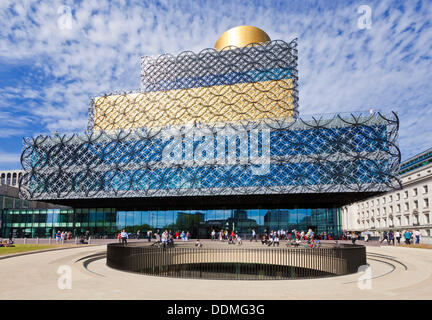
214, 26, 271, 50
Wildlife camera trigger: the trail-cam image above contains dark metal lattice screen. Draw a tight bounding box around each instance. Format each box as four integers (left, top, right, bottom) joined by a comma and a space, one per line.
20, 112, 400, 200
88, 40, 298, 132
19, 38, 401, 200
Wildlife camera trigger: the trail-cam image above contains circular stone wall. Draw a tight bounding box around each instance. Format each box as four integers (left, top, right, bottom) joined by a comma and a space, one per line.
107, 242, 366, 280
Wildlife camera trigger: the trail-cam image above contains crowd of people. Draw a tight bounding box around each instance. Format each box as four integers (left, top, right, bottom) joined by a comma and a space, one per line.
90, 227, 426, 248
377, 229, 422, 245
259, 229, 322, 248
116, 229, 192, 247
0, 239, 14, 247
55, 230, 72, 242
342, 229, 424, 245
210, 229, 243, 245
54, 230, 90, 244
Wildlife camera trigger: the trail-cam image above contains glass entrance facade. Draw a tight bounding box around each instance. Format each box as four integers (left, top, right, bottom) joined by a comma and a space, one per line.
1, 207, 341, 239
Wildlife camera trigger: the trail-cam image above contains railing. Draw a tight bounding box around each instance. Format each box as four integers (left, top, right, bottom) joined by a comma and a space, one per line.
106, 243, 366, 280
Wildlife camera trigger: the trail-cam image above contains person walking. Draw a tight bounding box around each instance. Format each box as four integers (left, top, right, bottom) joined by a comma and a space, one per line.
185, 231, 190, 241
117, 232, 121, 243
414, 230, 421, 244
403, 230, 412, 245
380, 231, 388, 244
306, 229, 314, 244
161, 230, 168, 247
236, 233, 242, 245
211, 229, 216, 241
351, 232, 358, 244
395, 230, 401, 245
147, 229, 152, 242
155, 232, 161, 244
364, 231, 369, 242
120, 229, 128, 245
274, 235, 280, 247
388, 230, 395, 245
55, 230, 61, 243
250, 229, 257, 242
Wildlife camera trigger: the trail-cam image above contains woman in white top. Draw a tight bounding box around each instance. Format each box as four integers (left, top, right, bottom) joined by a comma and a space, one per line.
236, 235, 242, 245
395, 231, 401, 245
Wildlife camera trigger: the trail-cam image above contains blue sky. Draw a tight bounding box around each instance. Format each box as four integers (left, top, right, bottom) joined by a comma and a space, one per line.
0, 0, 431, 169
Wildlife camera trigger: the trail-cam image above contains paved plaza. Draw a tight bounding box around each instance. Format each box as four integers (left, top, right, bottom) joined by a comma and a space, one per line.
0, 242, 431, 300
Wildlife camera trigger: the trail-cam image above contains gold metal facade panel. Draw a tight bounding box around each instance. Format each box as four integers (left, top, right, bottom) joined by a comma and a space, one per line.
214, 26, 271, 50
93, 79, 294, 131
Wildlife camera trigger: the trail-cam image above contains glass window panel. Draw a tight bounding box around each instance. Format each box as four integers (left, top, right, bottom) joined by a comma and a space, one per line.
125, 211, 134, 229
39, 210, 47, 224
15, 199, 22, 208
46, 210, 53, 226
4, 197, 13, 208
59, 212, 67, 223
204, 209, 214, 222
205, 210, 219, 234
5, 210, 12, 223
67, 210, 74, 223
105, 210, 116, 227
116, 211, 126, 230
52, 209, 60, 226
89, 208, 97, 226
158, 210, 167, 230
79, 209, 89, 227
213, 209, 224, 220
133, 211, 142, 227
25, 211, 32, 226
245, 209, 260, 234
148, 210, 157, 230
142, 210, 151, 230
96, 208, 105, 227
32, 211, 39, 225
165, 210, 175, 231
16, 211, 23, 224
153, 210, 161, 230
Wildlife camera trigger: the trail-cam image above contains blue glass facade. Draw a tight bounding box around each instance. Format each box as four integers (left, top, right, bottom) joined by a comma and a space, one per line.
21, 116, 398, 200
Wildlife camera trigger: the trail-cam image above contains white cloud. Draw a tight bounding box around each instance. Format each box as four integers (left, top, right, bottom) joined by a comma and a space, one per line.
0, 0, 431, 163
0, 150, 21, 168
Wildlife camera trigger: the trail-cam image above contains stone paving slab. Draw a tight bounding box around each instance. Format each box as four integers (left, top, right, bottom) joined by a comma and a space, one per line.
0, 244, 430, 300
